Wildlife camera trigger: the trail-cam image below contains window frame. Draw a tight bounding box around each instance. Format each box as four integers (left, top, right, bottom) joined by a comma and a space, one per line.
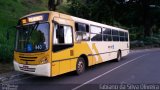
125, 32, 129, 41
75, 22, 89, 32
119, 31, 125, 41
112, 29, 119, 41
90, 25, 102, 34
90, 25, 103, 41
102, 27, 112, 41
75, 22, 90, 41
15, 22, 50, 53
52, 22, 74, 52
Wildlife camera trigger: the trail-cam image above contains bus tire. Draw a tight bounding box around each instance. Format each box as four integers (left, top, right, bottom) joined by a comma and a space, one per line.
76, 57, 85, 75
116, 51, 121, 62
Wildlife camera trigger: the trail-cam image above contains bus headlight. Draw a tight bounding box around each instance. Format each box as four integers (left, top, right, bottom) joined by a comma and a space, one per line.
40, 58, 48, 64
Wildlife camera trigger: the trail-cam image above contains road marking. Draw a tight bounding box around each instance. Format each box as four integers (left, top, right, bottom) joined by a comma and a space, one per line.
0, 73, 26, 83
1, 75, 36, 84
72, 53, 150, 90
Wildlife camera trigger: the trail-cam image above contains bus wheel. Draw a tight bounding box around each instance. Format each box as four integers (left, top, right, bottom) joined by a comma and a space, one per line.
116, 51, 121, 62
76, 57, 85, 75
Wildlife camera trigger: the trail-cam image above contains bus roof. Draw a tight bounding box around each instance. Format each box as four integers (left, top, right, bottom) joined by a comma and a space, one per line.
71, 16, 128, 32
20, 11, 128, 32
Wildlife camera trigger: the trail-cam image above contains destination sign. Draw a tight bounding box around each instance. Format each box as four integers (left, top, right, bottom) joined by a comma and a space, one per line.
20, 13, 49, 24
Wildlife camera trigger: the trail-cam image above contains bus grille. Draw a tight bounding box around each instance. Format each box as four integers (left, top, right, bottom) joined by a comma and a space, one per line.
19, 56, 38, 65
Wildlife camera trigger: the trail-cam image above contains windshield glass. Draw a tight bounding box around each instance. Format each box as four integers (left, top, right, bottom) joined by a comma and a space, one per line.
15, 23, 49, 52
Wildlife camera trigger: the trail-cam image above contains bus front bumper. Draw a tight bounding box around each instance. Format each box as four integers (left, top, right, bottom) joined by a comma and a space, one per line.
13, 61, 51, 77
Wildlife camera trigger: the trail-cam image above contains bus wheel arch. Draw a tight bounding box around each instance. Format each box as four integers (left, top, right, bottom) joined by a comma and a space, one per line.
116, 49, 122, 62
76, 54, 88, 75
80, 54, 88, 68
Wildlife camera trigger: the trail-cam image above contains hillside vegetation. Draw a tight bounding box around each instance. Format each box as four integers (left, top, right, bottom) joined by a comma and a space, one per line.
1, 0, 160, 63
0, 0, 48, 62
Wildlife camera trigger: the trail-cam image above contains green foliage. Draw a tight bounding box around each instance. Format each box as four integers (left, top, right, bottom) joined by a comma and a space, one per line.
0, 0, 48, 63
143, 36, 160, 46
56, 1, 70, 14
0, 25, 15, 62
59, 0, 160, 48
1, 0, 160, 63
130, 35, 160, 49
66, 0, 115, 24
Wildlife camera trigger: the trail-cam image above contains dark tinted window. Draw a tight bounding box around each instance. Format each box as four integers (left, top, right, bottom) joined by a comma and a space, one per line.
112, 36, 119, 41
125, 32, 129, 41
119, 31, 125, 36
119, 31, 125, 41
103, 35, 112, 41
120, 37, 125, 41
112, 29, 119, 41
103, 28, 112, 41
103, 28, 111, 35
112, 30, 118, 35
75, 22, 89, 32
91, 34, 102, 41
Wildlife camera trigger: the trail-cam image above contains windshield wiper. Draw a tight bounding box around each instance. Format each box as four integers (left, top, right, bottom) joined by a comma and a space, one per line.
24, 22, 39, 52
27, 22, 39, 41
16, 22, 41, 52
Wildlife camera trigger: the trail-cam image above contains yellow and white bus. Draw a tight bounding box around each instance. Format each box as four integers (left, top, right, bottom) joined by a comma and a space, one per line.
14, 11, 129, 77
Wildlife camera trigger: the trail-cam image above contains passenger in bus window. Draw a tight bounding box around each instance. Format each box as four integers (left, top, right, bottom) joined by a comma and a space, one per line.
76, 32, 83, 41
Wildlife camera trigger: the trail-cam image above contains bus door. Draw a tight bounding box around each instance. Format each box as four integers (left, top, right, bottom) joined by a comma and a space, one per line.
51, 17, 75, 76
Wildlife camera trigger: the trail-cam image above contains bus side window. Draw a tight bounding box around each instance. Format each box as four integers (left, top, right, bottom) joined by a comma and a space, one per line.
90, 25, 102, 41
53, 23, 73, 52
125, 32, 129, 41
103, 28, 112, 41
112, 29, 119, 41
56, 25, 64, 43
119, 31, 125, 41
75, 22, 89, 42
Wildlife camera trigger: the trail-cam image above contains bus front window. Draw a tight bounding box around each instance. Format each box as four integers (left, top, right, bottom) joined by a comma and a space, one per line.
15, 23, 49, 52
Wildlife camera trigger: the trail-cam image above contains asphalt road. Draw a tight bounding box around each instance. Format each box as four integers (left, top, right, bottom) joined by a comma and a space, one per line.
1, 48, 160, 90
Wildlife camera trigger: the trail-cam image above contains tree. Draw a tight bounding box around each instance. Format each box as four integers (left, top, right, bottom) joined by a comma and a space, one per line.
66, 0, 160, 38
67, 0, 119, 25
123, 0, 160, 37
48, 0, 63, 11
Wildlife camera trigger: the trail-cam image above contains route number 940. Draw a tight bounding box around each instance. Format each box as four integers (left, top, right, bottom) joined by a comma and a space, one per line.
35, 45, 42, 50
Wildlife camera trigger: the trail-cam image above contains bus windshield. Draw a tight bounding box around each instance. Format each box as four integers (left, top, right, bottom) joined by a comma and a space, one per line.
15, 23, 49, 52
